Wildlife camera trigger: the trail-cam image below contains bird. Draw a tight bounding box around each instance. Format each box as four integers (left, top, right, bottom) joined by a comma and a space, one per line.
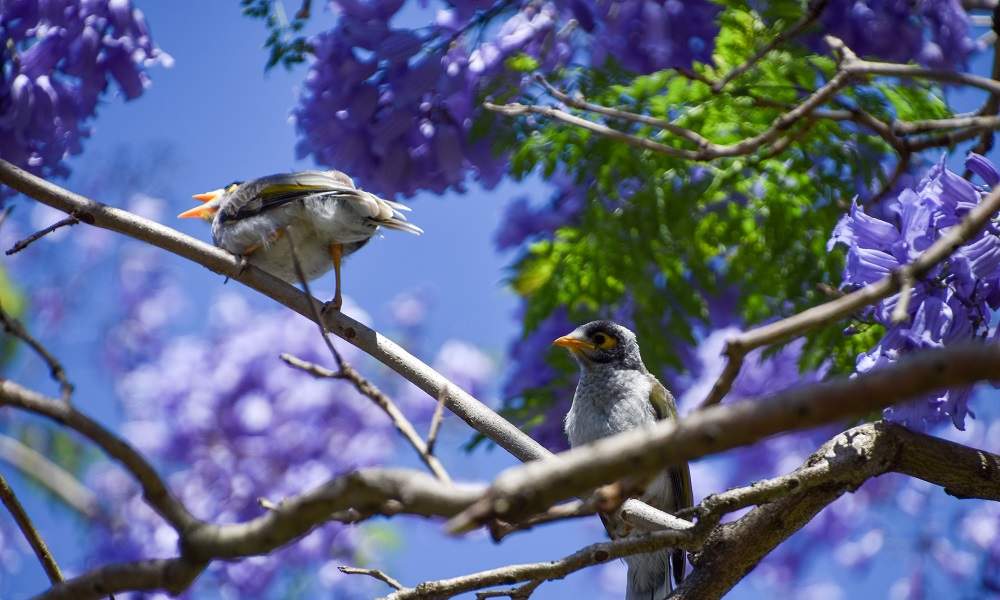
178, 170, 422, 310
553, 320, 693, 600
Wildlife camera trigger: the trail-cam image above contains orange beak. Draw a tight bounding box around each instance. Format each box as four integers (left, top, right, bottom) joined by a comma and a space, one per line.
552, 334, 595, 351
178, 190, 222, 220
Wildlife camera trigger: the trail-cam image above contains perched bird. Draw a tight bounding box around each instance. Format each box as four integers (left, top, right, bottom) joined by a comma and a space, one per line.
554, 320, 693, 600
179, 170, 421, 310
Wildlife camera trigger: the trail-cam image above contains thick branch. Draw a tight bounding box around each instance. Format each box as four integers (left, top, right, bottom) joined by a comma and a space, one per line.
182, 468, 482, 559
448, 343, 1000, 530
676, 420, 1000, 598
34, 558, 207, 600
0, 379, 197, 532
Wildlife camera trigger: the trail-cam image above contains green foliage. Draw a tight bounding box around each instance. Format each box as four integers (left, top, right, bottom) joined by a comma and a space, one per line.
240, 0, 313, 70
498, 1, 957, 405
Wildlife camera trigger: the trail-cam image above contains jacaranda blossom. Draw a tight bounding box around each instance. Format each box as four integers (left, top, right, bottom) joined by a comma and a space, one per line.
828, 153, 1000, 430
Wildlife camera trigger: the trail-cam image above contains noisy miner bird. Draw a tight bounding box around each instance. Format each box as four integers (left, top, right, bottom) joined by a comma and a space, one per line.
179, 170, 421, 310
554, 320, 693, 600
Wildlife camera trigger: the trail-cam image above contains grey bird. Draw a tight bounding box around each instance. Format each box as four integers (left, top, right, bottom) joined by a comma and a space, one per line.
179, 170, 422, 310
554, 320, 693, 600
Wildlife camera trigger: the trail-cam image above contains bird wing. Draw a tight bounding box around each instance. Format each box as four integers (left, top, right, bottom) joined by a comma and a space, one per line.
648, 374, 694, 585
223, 171, 423, 235
223, 171, 358, 221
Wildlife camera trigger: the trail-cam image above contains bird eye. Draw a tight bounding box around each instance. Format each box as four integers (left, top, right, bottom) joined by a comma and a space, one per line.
592, 332, 618, 349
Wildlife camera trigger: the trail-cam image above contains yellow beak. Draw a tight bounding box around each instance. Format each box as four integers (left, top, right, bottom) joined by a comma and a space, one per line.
552, 335, 595, 351
178, 190, 222, 219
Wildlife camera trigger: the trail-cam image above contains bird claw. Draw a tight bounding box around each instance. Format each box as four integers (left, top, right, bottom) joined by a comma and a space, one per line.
321, 297, 343, 317
236, 255, 251, 277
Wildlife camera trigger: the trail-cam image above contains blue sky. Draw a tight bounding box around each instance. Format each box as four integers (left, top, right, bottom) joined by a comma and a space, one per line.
5, 2, 999, 599
4, 2, 610, 598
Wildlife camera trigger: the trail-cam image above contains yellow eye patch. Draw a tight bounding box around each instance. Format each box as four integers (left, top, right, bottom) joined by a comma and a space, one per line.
592, 332, 618, 349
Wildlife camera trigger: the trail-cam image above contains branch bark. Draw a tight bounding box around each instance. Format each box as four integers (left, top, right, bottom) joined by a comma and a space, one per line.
448, 343, 1000, 531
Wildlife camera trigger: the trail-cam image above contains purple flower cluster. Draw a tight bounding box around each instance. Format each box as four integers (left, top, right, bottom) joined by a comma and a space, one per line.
0, 0, 170, 184
818, 0, 977, 68
293, 0, 719, 197
88, 294, 420, 597
828, 153, 1000, 431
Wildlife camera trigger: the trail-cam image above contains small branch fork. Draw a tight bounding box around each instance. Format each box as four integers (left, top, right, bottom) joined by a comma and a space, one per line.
486, 36, 1000, 165
282, 229, 452, 485
0, 303, 73, 403
344, 420, 1000, 600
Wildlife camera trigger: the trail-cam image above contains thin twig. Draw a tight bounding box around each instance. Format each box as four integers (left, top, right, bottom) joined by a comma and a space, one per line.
0, 468, 64, 583
426, 384, 448, 456
5, 214, 80, 255
284, 228, 452, 484
281, 354, 453, 484
0, 434, 100, 517
535, 75, 714, 149
338, 566, 405, 591
0, 302, 73, 403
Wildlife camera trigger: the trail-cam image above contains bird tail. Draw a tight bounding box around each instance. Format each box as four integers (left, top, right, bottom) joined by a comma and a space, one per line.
624, 547, 680, 600
356, 193, 423, 235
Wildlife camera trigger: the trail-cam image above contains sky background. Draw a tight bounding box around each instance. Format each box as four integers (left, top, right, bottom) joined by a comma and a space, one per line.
3, 2, 997, 599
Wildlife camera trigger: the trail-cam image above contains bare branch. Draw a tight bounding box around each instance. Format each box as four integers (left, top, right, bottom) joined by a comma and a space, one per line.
281, 353, 452, 484
447, 343, 1000, 531
0, 434, 100, 517
34, 557, 207, 600
5, 214, 80, 256
338, 566, 405, 591
0, 379, 197, 532
675, 421, 1000, 598
0, 303, 73, 403
427, 384, 448, 456
181, 467, 480, 559
382, 527, 693, 600
0, 469, 63, 584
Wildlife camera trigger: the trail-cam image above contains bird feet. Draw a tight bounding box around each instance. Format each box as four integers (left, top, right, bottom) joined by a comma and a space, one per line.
321, 294, 343, 316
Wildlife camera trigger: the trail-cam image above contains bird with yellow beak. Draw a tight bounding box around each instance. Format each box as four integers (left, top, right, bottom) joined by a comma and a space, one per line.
554, 320, 692, 600
179, 170, 421, 310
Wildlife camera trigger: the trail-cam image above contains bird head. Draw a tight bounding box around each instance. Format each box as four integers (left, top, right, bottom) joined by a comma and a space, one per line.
552, 320, 645, 371
177, 182, 240, 222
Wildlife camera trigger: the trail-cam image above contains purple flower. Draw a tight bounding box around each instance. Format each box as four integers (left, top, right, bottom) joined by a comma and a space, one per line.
816, 0, 978, 68
0, 0, 170, 188
829, 153, 1000, 430
89, 294, 419, 597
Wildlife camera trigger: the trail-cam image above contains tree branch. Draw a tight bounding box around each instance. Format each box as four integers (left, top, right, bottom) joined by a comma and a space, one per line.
0, 158, 549, 464
447, 343, 1000, 531
0, 379, 197, 532
0, 469, 63, 584
0, 434, 100, 517
280, 353, 452, 484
